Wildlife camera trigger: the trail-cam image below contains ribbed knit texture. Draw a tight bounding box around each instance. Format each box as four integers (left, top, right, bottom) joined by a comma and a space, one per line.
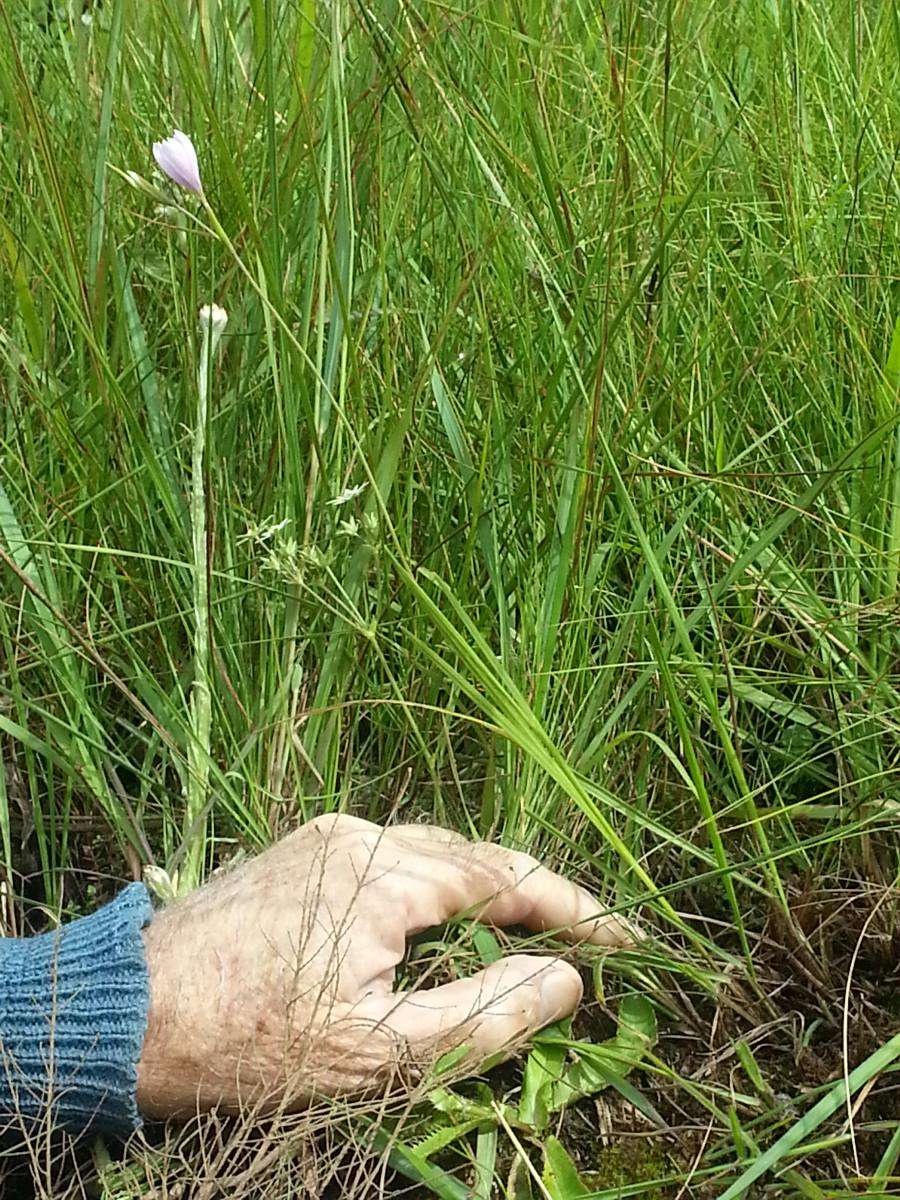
0, 883, 153, 1139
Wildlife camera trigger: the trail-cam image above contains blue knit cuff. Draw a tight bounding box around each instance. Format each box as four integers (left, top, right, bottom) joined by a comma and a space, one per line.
0, 883, 153, 1139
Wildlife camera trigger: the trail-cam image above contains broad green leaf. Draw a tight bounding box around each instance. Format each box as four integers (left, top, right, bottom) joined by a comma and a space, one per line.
519, 997, 658, 1131
542, 1137, 590, 1200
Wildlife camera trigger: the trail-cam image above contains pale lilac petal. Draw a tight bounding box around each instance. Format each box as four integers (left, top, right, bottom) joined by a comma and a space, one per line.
151, 129, 202, 193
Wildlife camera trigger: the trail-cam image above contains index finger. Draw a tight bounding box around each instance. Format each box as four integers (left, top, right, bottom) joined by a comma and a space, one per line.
385, 825, 638, 948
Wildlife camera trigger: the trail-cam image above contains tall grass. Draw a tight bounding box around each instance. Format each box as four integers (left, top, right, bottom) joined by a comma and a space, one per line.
1, 0, 898, 1194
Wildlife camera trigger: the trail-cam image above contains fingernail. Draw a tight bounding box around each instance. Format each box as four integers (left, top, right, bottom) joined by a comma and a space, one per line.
539, 964, 581, 1023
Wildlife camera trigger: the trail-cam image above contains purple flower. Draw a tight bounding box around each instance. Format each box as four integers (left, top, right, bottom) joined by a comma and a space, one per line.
152, 129, 202, 194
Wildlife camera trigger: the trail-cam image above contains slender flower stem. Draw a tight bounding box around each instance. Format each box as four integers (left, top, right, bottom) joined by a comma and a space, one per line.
181, 304, 227, 892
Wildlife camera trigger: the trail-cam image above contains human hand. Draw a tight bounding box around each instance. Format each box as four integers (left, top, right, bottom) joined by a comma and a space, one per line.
136, 815, 636, 1119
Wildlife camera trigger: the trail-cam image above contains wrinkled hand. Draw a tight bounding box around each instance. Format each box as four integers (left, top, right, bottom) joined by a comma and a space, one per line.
136, 815, 635, 1119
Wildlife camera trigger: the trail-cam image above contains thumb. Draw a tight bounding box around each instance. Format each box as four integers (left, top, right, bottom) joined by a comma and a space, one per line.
355, 954, 582, 1064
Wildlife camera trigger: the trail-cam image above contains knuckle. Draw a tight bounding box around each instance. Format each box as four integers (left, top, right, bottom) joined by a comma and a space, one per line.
349, 828, 385, 863
303, 813, 340, 837
477, 844, 540, 884
305, 813, 378, 841
509, 850, 541, 878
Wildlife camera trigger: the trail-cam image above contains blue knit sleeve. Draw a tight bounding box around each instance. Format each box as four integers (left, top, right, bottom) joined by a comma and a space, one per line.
0, 883, 153, 1139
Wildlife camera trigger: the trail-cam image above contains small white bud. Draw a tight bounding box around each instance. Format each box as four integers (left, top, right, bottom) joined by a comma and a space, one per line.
124, 170, 152, 192
198, 303, 228, 335
112, 167, 170, 203
198, 304, 228, 359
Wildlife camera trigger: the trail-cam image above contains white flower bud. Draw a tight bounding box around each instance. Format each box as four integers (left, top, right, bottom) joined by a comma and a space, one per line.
198, 303, 228, 335
198, 304, 228, 359
121, 169, 167, 199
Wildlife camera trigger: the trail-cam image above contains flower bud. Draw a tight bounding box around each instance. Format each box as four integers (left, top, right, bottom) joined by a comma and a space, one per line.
152, 129, 203, 193
198, 304, 228, 359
